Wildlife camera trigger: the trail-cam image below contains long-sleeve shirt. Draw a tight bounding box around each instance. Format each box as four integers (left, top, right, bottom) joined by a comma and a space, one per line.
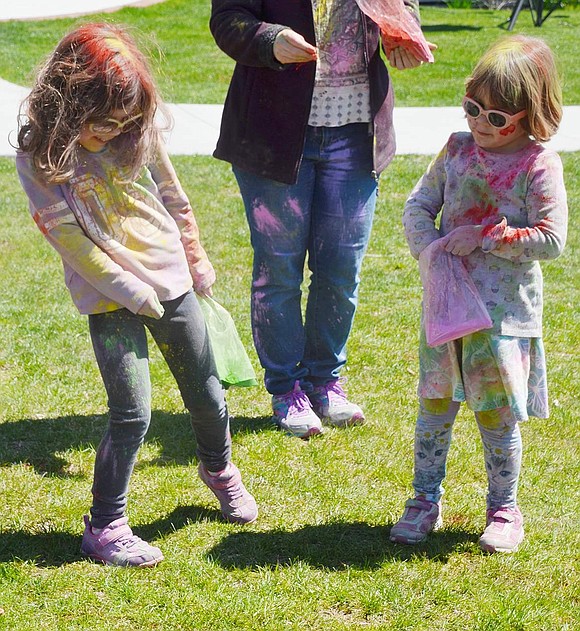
209, 0, 420, 184
17, 144, 213, 315
403, 132, 568, 337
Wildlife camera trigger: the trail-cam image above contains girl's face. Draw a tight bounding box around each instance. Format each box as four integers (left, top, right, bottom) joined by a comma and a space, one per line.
464, 94, 530, 154
79, 109, 142, 152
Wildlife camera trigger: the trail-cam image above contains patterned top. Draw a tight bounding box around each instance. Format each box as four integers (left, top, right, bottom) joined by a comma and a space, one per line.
403, 132, 568, 338
308, 0, 372, 127
16, 144, 212, 315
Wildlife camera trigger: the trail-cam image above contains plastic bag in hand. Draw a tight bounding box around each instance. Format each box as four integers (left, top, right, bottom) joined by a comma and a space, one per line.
419, 239, 492, 347
197, 295, 258, 388
355, 0, 434, 63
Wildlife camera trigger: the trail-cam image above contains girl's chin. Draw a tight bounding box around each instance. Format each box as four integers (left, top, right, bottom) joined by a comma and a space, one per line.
79, 137, 109, 152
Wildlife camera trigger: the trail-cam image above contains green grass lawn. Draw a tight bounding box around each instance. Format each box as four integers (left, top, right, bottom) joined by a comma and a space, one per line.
0, 0, 579, 105
1, 3, 579, 630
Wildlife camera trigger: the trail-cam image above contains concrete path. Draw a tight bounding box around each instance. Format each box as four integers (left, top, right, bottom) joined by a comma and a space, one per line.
0, 0, 162, 22
1, 1, 579, 157
2, 76, 579, 157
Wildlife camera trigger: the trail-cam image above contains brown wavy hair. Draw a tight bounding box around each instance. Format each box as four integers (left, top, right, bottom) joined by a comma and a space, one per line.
465, 35, 562, 143
18, 23, 169, 182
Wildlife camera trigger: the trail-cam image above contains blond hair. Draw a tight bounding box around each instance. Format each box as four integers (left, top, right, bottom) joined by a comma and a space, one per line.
465, 35, 562, 142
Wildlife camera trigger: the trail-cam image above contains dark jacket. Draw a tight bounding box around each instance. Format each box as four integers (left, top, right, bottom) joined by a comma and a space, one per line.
210, 0, 416, 184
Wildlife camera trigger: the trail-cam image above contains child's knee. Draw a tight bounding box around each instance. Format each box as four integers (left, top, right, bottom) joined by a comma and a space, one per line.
421, 397, 455, 415
476, 406, 515, 430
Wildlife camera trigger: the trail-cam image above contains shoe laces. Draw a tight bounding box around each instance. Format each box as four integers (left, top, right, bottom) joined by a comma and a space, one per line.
323, 379, 347, 402
275, 381, 311, 412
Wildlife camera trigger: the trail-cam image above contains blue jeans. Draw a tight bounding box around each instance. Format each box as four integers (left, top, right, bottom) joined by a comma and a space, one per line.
234, 123, 378, 395
88, 290, 231, 528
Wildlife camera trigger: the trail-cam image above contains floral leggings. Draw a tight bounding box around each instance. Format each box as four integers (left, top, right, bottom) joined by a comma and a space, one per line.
412, 397, 522, 509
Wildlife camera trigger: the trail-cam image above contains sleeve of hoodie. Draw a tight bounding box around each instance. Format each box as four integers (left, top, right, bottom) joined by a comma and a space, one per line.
210, 0, 289, 69
148, 144, 216, 292
16, 153, 158, 314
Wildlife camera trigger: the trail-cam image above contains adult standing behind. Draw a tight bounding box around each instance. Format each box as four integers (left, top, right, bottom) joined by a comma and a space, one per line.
210, 0, 433, 439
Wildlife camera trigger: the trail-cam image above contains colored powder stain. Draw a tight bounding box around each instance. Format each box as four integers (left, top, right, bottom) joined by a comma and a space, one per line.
503, 226, 534, 244
286, 197, 303, 219
253, 203, 283, 235
499, 124, 516, 137
465, 203, 499, 224
486, 167, 518, 190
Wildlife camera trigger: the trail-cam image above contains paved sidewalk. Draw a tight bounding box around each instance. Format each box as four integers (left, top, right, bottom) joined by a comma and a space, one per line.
2, 76, 579, 157
0, 0, 161, 22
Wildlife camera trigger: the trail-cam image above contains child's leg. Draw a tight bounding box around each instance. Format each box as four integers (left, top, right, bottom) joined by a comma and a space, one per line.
475, 406, 524, 553
145, 291, 231, 472
475, 407, 522, 510
412, 397, 460, 502
390, 397, 459, 544
88, 310, 152, 528
146, 291, 257, 524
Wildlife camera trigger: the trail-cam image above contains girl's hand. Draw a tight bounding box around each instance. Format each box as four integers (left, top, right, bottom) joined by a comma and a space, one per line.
440, 225, 483, 256
192, 260, 216, 297
273, 29, 318, 64
386, 41, 437, 70
137, 293, 165, 319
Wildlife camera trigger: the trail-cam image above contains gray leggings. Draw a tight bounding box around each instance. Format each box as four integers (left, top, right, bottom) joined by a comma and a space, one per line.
88, 290, 231, 528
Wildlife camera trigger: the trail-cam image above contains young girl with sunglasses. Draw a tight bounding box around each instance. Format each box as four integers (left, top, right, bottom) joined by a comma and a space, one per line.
16, 23, 257, 567
392, 35, 567, 552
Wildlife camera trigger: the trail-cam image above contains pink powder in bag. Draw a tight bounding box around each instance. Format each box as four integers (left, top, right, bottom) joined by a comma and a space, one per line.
419, 239, 492, 347
355, 0, 434, 63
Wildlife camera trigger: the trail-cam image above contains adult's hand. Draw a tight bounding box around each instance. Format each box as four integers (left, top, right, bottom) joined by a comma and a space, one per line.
387, 41, 437, 70
273, 29, 318, 64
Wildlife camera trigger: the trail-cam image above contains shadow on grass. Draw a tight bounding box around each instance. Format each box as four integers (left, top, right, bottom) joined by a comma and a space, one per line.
0, 504, 224, 567
0, 412, 275, 476
206, 521, 479, 570
422, 24, 482, 33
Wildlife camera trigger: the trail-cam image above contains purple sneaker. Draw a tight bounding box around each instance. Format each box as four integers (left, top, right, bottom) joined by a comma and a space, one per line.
272, 381, 323, 439
198, 462, 258, 524
81, 515, 163, 567
390, 497, 443, 544
479, 506, 524, 553
308, 380, 365, 428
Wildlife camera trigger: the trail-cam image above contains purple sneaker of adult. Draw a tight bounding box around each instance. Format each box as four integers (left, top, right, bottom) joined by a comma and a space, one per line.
198, 462, 258, 524
80, 515, 164, 567
479, 506, 524, 553
308, 380, 365, 428
389, 497, 443, 544
272, 381, 323, 439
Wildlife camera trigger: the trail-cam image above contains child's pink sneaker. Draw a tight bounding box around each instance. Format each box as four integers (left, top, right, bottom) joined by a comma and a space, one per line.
198, 462, 258, 524
81, 515, 164, 567
390, 497, 443, 544
479, 506, 524, 553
